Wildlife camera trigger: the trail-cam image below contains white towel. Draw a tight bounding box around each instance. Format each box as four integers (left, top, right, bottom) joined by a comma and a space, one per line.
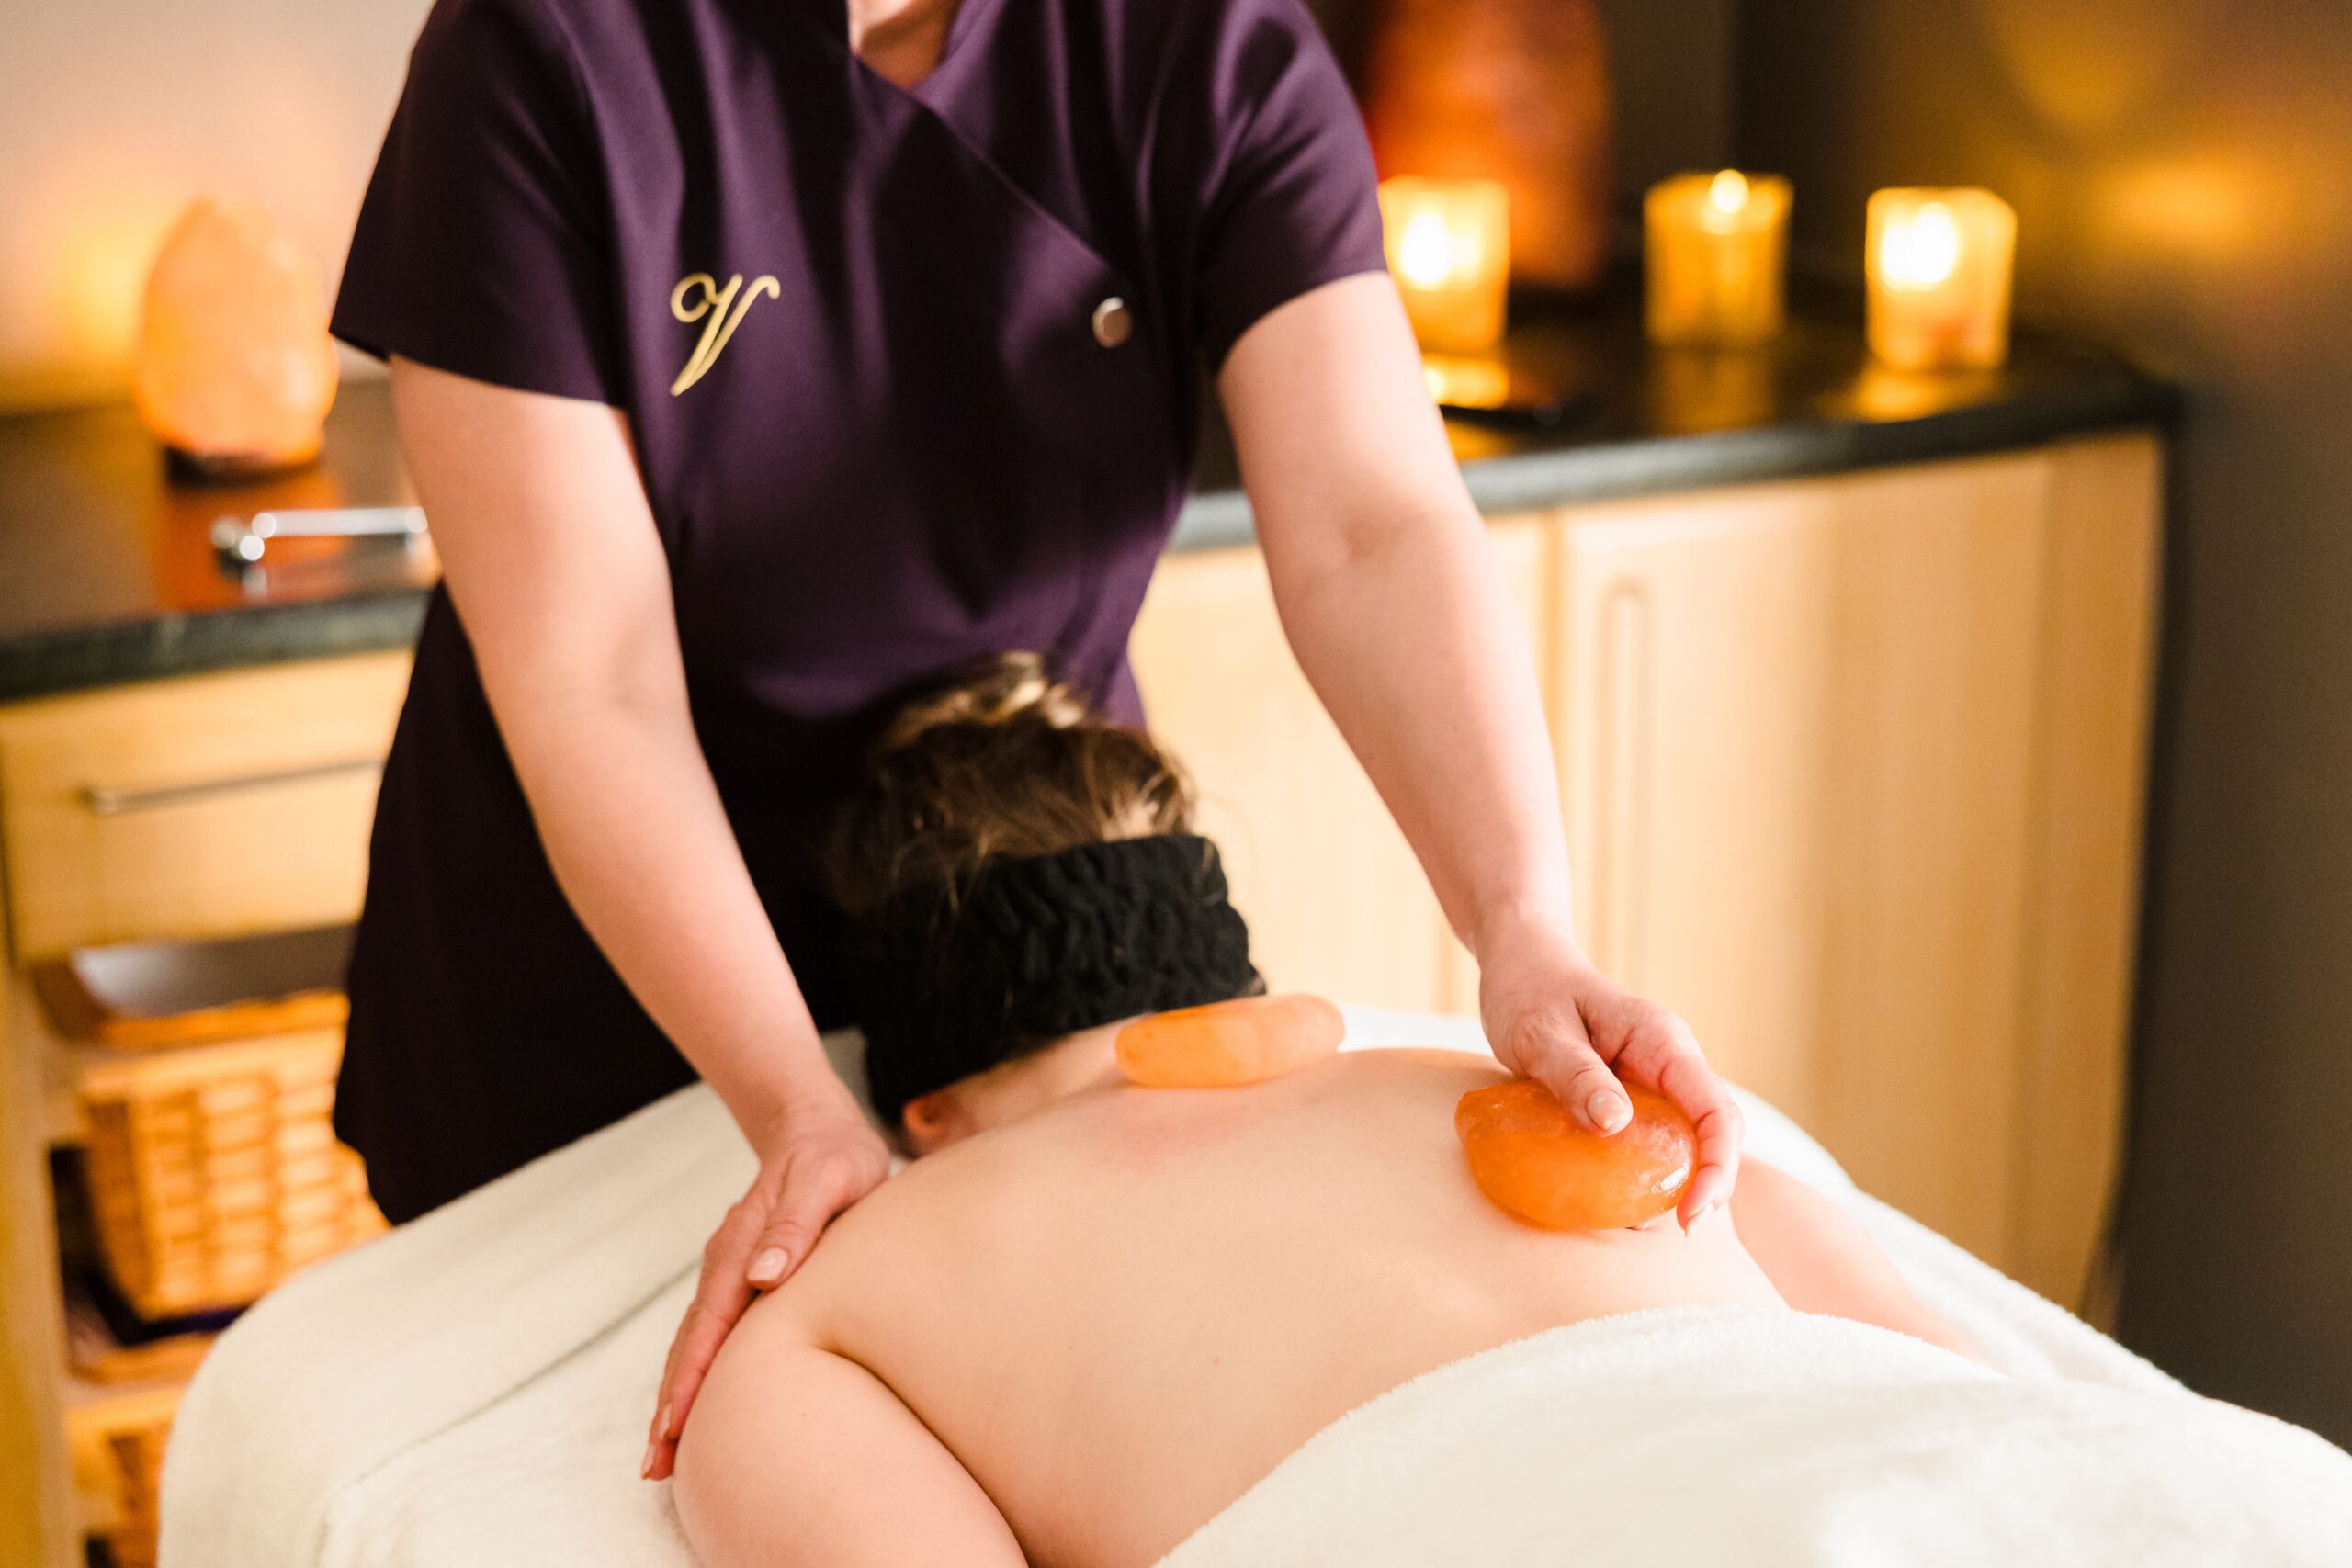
159, 1009, 2279, 1568
1159, 1304, 2352, 1567
162, 1082, 742, 1567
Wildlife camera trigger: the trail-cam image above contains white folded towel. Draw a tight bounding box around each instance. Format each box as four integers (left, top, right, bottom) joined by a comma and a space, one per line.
1160, 1303, 2352, 1567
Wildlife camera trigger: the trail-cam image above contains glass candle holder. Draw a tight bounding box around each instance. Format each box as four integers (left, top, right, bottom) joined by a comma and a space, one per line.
1644, 169, 1792, 346
1865, 188, 2017, 370
1380, 176, 1511, 354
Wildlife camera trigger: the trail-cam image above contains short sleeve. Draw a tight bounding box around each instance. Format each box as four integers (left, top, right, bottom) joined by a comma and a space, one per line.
332, 0, 625, 404
1183, 0, 1389, 368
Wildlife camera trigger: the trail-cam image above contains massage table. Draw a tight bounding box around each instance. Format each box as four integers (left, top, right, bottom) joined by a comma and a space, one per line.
160, 1009, 2352, 1566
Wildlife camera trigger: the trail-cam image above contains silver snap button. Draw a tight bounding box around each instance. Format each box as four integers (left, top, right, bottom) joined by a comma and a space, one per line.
1091, 296, 1133, 348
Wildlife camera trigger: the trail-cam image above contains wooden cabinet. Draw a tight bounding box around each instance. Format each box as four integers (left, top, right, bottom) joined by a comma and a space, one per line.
1129, 543, 1452, 1010
1554, 453, 2061, 1263
0, 652, 409, 1568
1138, 433, 2160, 1304
0, 656, 410, 964
1552, 437, 2159, 1286
1130, 517, 1550, 1015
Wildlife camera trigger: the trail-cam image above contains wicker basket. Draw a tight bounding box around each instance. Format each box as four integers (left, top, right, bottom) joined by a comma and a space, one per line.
78, 1029, 385, 1320
105, 1416, 171, 1568
66, 1385, 178, 1568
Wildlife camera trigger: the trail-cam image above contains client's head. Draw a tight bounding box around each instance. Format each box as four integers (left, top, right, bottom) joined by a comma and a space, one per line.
824, 654, 1263, 1153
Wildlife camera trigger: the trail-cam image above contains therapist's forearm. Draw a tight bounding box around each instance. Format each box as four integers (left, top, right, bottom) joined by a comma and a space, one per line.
499, 692, 840, 1140
1226, 287, 1743, 1187
1262, 499, 1576, 956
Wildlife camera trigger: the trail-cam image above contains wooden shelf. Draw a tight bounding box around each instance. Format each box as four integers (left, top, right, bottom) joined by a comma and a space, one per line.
31, 927, 349, 1054
62, 1365, 187, 1417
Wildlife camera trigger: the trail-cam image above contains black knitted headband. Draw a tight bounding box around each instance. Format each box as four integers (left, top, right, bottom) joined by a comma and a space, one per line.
851, 833, 1262, 1127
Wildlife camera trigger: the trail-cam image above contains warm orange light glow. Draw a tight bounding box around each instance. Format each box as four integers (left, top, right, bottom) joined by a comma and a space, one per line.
1703, 168, 1752, 229
61, 220, 156, 372
1865, 188, 2016, 370
1644, 170, 1791, 347
1421, 354, 1511, 409
1379, 177, 1511, 354
1877, 202, 1962, 289
132, 197, 338, 473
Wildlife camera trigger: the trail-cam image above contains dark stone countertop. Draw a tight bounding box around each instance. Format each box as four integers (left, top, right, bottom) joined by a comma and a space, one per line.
0, 284, 2172, 705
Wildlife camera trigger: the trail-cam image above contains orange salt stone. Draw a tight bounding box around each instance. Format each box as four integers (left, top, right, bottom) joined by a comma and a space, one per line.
1115, 994, 1344, 1088
1455, 1078, 1694, 1231
133, 197, 340, 477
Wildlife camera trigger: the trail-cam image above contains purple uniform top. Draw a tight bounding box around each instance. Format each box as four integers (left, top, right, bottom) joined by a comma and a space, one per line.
329, 0, 1386, 1218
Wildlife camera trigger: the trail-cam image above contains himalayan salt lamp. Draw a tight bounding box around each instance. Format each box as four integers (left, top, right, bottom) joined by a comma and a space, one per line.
1360, 0, 1613, 291
1115, 993, 1344, 1089
133, 197, 339, 479
1455, 1078, 1693, 1231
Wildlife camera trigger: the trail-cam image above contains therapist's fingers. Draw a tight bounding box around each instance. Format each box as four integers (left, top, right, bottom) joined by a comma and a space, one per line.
744, 1149, 865, 1289
1609, 1004, 1745, 1231
646, 1134, 889, 1481
645, 1196, 768, 1480
1498, 1000, 1633, 1136
647, 1297, 735, 1479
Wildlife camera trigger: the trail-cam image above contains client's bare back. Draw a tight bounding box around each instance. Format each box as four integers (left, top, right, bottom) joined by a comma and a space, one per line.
678, 1049, 1843, 1567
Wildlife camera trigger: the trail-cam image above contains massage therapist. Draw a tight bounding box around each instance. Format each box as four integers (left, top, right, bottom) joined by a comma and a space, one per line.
332, 0, 1745, 1480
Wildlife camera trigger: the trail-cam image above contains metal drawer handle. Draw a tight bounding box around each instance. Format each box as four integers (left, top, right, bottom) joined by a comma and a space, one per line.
79, 758, 384, 817
210, 507, 427, 567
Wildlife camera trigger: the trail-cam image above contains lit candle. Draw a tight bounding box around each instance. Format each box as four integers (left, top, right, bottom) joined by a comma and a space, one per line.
1420, 354, 1510, 411
1865, 188, 2016, 370
1379, 177, 1511, 355
1644, 169, 1792, 346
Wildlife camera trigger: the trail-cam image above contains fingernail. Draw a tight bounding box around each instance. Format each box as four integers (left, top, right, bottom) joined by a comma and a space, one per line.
641, 1438, 659, 1479
749, 1247, 788, 1285
658, 1401, 673, 1438
1683, 1200, 1715, 1234
1588, 1091, 1629, 1133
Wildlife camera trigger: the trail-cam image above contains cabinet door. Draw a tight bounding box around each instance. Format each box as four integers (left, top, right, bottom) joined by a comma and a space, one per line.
1554, 454, 2053, 1266
1131, 525, 1548, 1014
0, 653, 411, 963
1434, 523, 1555, 1013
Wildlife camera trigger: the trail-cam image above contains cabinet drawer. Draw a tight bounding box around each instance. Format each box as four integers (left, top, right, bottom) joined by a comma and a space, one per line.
0, 654, 411, 963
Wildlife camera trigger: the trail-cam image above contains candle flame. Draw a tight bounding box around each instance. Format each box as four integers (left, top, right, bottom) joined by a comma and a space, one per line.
1397, 210, 1476, 289
1707, 169, 1751, 214
1380, 177, 1510, 351
1880, 202, 1962, 289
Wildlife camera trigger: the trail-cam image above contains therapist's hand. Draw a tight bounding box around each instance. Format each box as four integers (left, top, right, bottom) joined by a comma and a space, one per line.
643, 1089, 890, 1481
1478, 912, 1743, 1231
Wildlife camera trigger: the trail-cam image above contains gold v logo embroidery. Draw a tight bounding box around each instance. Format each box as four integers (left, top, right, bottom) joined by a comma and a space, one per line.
668, 272, 781, 396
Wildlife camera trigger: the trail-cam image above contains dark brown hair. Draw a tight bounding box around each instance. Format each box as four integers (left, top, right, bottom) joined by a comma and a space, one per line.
820, 653, 1196, 919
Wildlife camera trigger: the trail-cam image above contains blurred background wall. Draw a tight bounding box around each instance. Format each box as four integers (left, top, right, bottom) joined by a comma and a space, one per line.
1734, 0, 2352, 1444
0, 0, 433, 409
